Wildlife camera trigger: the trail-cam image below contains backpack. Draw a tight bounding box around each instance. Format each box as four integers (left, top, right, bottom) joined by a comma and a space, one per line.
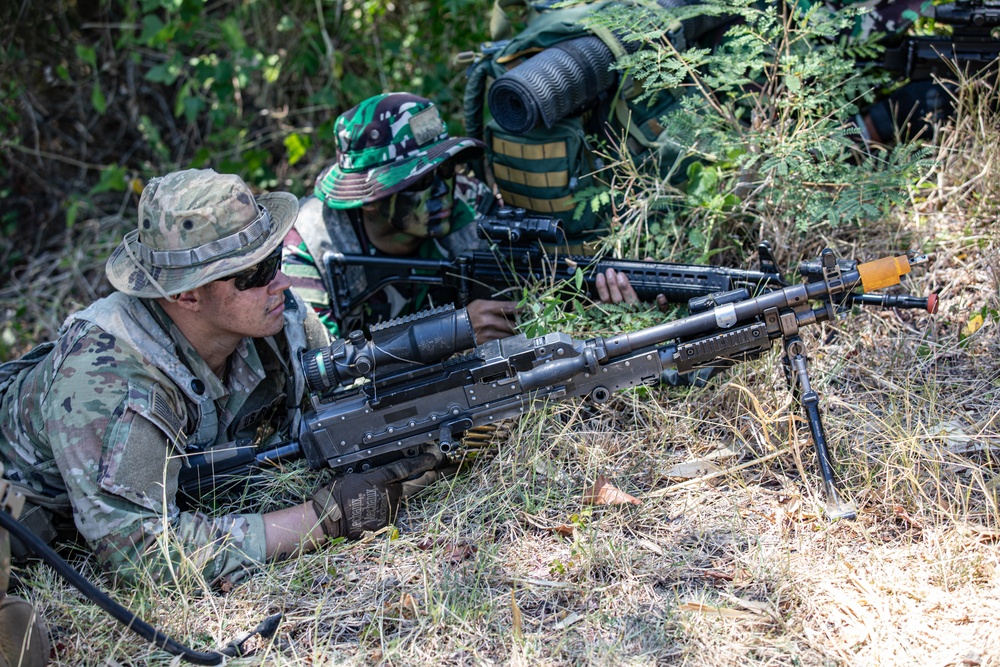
463, 0, 699, 240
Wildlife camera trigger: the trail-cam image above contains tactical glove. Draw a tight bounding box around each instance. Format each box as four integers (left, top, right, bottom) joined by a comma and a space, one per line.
311, 453, 439, 540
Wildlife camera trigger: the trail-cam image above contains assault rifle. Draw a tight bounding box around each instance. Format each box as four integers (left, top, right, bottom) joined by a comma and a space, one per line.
322, 208, 937, 321
184, 248, 936, 520
322, 207, 789, 322
879, 0, 1000, 82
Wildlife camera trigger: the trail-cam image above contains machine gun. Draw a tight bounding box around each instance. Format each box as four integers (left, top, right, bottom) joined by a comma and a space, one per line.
185, 248, 935, 520
322, 207, 789, 322
879, 0, 1000, 82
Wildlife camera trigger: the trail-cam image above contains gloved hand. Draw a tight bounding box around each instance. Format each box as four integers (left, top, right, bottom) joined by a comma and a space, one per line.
310, 453, 439, 540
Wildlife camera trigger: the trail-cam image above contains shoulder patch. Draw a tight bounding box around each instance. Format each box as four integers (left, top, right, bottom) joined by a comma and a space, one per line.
141, 383, 187, 450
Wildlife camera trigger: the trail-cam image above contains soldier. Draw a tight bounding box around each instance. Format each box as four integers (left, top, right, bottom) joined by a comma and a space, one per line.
0, 169, 439, 594
284, 92, 644, 339
283, 92, 519, 341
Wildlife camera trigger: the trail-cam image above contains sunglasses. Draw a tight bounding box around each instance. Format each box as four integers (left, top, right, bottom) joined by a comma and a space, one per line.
221, 245, 282, 291
401, 161, 456, 193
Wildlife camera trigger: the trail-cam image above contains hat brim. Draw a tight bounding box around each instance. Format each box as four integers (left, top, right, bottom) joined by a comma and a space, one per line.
315, 137, 485, 210
105, 191, 299, 298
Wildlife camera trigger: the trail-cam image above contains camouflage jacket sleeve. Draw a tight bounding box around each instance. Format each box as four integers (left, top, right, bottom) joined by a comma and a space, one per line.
283, 227, 341, 337
38, 323, 268, 586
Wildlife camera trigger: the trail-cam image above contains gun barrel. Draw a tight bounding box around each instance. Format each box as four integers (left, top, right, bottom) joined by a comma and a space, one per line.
849, 292, 938, 313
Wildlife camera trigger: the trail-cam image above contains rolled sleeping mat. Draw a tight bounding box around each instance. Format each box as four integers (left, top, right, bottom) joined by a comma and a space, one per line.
488, 35, 618, 135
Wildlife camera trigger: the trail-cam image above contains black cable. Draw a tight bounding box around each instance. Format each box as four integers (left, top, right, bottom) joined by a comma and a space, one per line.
1, 509, 279, 665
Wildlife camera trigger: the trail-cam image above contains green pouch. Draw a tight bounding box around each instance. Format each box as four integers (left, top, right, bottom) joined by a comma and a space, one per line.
485, 116, 605, 238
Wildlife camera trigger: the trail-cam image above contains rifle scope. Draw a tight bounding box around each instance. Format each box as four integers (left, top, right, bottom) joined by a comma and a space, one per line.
300, 305, 477, 395
478, 207, 566, 245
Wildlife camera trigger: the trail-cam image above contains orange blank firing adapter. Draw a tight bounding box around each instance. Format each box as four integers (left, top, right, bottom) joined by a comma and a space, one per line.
857, 255, 911, 291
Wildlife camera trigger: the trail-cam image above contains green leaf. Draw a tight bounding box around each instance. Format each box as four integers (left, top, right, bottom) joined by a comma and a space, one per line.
139, 15, 166, 45
90, 84, 106, 114
75, 45, 97, 69
65, 200, 81, 229
220, 17, 247, 51
145, 61, 181, 85
89, 165, 128, 195
283, 132, 311, 166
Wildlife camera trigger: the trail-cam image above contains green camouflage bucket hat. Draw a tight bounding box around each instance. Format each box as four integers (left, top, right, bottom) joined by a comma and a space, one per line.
105, 169, 298, 298
315, 92, 485, 209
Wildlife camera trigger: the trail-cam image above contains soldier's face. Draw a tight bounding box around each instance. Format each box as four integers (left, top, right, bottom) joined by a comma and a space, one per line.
373, 167, 455, 240
197, 265, 291, 339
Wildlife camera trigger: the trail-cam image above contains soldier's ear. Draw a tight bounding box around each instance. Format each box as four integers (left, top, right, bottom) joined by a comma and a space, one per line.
170, 288, 202, 312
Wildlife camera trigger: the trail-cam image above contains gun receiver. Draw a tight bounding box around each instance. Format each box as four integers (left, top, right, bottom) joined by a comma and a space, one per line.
295, 248, 932, 520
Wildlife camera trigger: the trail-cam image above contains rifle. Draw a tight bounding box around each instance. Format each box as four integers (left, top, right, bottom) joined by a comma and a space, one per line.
879, 0, 1000, 82
184, 248, 936, 520
322, 208, 789, 323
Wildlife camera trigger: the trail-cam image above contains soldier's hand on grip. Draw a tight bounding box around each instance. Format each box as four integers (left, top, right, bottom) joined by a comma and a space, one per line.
311, 453, 440, 540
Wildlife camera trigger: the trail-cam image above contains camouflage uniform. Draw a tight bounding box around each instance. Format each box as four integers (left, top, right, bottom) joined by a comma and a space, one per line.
283, 93, 498, 336
0, 170, 327, 587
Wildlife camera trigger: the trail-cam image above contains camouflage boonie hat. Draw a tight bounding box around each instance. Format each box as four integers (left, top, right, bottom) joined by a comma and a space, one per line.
105, 169, 298, 298
315, 92, 485, 209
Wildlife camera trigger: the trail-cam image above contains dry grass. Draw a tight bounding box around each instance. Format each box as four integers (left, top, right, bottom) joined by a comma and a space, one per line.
4, 77, 1000, 666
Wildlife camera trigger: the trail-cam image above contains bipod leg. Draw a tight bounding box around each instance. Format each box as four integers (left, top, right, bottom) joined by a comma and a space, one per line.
783, 336, 857, 520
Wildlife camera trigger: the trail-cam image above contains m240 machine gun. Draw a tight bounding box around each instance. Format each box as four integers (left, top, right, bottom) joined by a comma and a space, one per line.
187, 248, 936, 520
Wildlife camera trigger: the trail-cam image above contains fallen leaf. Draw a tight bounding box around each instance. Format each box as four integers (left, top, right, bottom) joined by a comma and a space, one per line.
383, 592, 420, 620
415, 537, 478, 563
662, 459, 723, 480
511, 588, 523, 640
962, 312, 984, 337
723, 595, 770, 614
584, 476, 641, 506
927, 420, 978, 453
637, 539, 664, 555
892, 504, 923, 529
678, 601, 760, 618
554, 611, 582, 630
521, 512, 576, 537
704, 446, 740, 462
444, 543, 478, 564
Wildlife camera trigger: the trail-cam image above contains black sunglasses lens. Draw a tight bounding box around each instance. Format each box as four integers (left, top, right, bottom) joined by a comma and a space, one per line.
233, 248, 281, 290
403, 171, 435, 193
